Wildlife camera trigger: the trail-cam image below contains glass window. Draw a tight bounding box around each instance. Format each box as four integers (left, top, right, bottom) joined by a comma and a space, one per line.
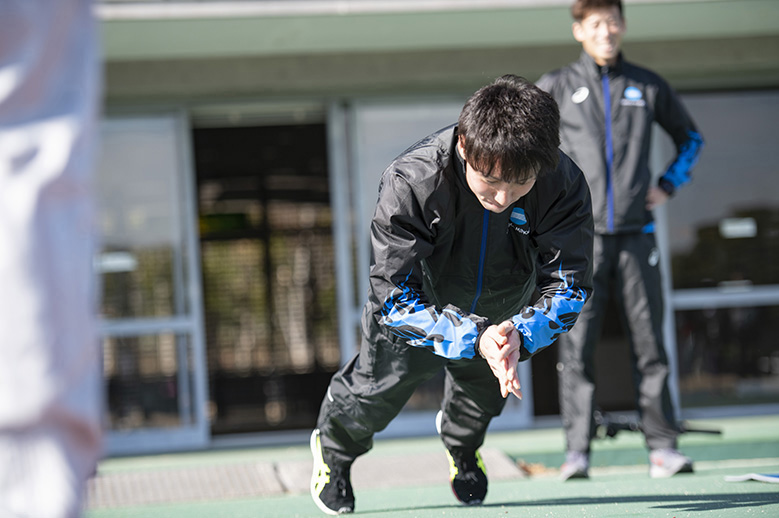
676, 305, 779, 408
353, 99, 466, 230
193, 124, 340, 434
666, 90, 779, 290
103, 333, 195, 430
665, 90, 779, 411
96, 115, 209, 453
97, 117, 188, 318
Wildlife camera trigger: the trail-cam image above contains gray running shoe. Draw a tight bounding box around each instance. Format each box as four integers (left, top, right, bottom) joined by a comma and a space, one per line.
560, 451, 589, 481
649, 448, 693, 478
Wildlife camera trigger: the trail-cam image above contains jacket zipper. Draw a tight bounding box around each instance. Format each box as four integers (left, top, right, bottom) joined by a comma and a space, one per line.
470, 209, 489, 313
601, 67, 615, 232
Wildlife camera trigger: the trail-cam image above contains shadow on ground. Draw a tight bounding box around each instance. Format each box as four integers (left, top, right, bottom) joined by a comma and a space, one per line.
365, 491, 779, 515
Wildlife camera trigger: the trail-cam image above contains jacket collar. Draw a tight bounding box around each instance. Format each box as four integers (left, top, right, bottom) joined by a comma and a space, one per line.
578, 49, 625, 79
451, 127, 470, 191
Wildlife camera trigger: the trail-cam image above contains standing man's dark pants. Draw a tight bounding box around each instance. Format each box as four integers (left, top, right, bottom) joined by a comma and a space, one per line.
558, 232, 679, 454
317, 330, 507, 463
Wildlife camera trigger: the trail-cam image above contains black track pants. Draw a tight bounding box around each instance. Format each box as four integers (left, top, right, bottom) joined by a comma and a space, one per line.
316, 330, 507, 462
557, 232, 679, 453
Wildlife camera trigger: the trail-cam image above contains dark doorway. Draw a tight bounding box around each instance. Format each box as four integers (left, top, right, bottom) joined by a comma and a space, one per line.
193, 124, 340, 435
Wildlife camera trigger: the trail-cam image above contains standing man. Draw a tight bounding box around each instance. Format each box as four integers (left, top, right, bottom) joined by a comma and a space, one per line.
310, 75, 594, 515
0, 1, 103, 517
537, 0, 704, 480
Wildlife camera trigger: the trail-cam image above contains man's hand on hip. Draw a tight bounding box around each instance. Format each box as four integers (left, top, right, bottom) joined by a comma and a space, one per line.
646, 186, 670, 210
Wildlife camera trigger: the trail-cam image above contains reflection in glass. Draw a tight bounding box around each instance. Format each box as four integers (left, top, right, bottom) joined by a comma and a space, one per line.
103, 333, 193, 430
101, 248, 175, 319
96, 117, 185, 318
665, 91, 779, 412
194, 124, 340, 434
96, 115, 209, 452
675, 306, 779, 408
667, 91, 779, 289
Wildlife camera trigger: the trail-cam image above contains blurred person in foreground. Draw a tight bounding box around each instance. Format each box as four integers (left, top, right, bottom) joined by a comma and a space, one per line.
0, 1, 103, 517
310, 74, 594, 515
536, 0, 704, 481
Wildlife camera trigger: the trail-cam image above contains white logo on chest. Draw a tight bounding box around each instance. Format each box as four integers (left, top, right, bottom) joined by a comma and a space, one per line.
509, 207, 530, 235
572, 87, 589, 104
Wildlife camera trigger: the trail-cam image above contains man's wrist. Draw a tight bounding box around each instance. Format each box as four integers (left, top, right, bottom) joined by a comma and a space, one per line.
474, 327, 489, 359
658, 177, 675, 196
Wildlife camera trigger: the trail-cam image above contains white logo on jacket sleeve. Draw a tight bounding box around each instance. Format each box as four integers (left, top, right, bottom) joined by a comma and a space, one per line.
571, 87, 589, 104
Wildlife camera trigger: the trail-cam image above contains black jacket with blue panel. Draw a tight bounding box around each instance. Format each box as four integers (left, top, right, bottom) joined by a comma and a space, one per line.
361, 124, 594, 362
537, 51, 704, 235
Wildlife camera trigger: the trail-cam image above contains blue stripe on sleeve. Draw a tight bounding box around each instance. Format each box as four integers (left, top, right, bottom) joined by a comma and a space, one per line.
662, 130, 704, 189
511, 265, 588, 354
379, 273, 479, 360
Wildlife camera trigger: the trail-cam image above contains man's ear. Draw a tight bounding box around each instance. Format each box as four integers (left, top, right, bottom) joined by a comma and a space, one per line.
572, 21, 585, 43
457, 136, 466, 159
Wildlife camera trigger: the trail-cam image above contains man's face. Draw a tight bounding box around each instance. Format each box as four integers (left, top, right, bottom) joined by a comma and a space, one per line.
573, 6, 625, 66
458, 139, 536, 213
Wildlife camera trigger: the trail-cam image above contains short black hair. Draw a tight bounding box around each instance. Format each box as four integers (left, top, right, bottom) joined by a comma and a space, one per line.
458, 74, 560, 183
571, 0, 623, 22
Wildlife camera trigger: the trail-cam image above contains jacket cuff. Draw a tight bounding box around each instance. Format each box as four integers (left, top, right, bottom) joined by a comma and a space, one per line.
658, 177, 676, 196
517, 333, 533, 362
473, 321, 493, 359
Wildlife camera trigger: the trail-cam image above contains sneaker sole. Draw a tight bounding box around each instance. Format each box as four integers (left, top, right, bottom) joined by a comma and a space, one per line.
455, 495, 483, 506
560, 468, 589, 481
310, 429, 351, 515
649, 463, 694, 479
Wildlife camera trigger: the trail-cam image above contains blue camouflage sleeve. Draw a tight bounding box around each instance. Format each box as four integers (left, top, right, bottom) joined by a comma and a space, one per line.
511, 265, 588, 358
379, 272, 482, 360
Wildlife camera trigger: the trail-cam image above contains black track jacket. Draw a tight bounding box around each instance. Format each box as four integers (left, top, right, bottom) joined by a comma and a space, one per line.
361, 125, 594, 362
538, 52, 704, 234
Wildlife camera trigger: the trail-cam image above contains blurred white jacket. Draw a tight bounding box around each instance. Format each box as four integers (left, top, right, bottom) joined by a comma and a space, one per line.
0, 1, 102, 517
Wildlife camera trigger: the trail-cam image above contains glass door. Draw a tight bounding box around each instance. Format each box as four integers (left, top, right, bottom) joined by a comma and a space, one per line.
96, 113, 209, 455
192, 122, 340, 436
663, 90, 779, 413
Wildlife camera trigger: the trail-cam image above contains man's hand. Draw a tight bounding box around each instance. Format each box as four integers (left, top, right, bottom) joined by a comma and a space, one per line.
646, 186, 670, 210
478, 321, 523, 399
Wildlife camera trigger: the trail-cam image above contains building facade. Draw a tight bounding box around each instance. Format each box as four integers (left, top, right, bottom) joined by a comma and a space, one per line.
95, 0, 779, 455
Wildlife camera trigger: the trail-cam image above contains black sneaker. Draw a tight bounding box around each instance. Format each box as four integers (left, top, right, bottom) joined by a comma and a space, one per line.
436, 410, 487, 505
310, 429, 355, 515
445, 448, 488, 505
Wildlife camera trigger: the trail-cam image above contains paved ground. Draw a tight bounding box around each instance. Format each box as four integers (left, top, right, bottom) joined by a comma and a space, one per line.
85, 414, 779, 517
